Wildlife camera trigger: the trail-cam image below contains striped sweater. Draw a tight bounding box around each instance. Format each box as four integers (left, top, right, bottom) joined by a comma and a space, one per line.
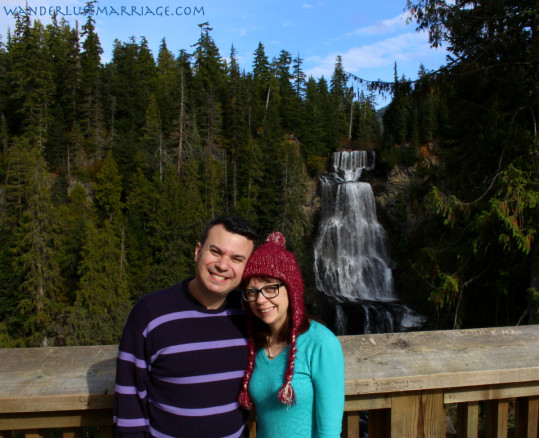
113, 279, 249, 438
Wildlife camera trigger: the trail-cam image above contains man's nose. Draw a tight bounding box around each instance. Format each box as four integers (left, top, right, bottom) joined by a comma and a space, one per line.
215, 256, 230, 271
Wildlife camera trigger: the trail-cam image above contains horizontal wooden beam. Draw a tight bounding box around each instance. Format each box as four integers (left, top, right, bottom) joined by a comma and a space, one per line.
444, 381, 539, 404
0, 410, 113, 429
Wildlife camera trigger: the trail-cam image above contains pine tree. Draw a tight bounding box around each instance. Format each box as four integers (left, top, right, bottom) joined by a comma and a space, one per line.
125, 166, 154, 299
400, 0, 539, 327
57, 182, 97, 304
10, 140, 62, 346
67, 219, 130, 345
192, 23, 226, 149
109, 36, 156, 175
80, 1, 104, 157
223, 45, 250, 210
9, 14, 55, 148
140, 93, 164, 175
155, 38, 179, 142
147, 164, 204, 289
45, 16, 82, 169
94, 150, 123, 220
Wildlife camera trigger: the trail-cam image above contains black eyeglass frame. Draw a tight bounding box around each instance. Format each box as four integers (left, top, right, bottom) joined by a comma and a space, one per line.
242, 283, 283, 302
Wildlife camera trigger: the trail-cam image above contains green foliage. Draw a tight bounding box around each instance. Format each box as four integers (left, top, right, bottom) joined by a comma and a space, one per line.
386, 0, 538, 329
2, 9, 535, 346
67, 219, 130, 345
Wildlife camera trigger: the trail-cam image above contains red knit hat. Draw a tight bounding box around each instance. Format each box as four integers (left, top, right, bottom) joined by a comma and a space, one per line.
238, 231, 306, 408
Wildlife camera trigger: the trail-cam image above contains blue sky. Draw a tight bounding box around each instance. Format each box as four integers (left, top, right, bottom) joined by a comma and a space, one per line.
1, 0, 448, 107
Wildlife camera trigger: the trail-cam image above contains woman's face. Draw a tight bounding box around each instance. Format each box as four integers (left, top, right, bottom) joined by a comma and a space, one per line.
246, 277, 289, 334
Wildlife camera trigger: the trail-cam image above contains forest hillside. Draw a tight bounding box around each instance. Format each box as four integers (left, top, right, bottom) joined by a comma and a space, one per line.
0, 0, 537, 347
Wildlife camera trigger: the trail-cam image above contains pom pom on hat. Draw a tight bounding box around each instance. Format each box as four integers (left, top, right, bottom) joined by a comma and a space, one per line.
238, 231, 305, 408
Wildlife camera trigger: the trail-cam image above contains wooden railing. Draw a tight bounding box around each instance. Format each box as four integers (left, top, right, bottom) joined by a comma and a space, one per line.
1, 325, 538, 437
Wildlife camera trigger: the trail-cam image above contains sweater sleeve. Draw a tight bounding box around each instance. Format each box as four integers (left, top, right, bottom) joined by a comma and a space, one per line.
113, 305, 151, 438
310, 329, 345, 438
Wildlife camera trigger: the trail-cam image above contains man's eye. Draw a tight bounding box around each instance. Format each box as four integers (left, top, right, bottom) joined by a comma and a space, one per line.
210, 248, 219, 255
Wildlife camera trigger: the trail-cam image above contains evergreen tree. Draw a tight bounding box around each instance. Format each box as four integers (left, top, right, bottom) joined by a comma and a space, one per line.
147, 164, 204, 289
94, 150, 123, 222
292, 53, 306, 99
0, 38, 8, 155
251, 42, 272, 129
45, 16, 82, 169
328, 57, 350, 147
9, 14, 54, 148
80, 0, 105, 158
67, 219, 130, 345
192, 23, 226, 149
400, 0, 539, 327
154, 38, 179, 143
10, 140, 62, 346
57, 182, 97, 304
125, 166, 154, 299
140, 93, 164, 175
109, 36, 156, 174
274, 50, 301, 133
223, 45, 250, 209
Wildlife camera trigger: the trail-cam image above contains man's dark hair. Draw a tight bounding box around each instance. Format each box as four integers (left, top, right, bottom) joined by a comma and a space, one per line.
199, 216, 258, 247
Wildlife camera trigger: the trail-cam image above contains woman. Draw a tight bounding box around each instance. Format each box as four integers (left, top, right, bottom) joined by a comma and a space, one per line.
238, 231, 345, 437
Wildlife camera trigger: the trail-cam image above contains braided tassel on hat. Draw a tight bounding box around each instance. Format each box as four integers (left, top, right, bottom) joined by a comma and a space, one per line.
238, 231, 306, 407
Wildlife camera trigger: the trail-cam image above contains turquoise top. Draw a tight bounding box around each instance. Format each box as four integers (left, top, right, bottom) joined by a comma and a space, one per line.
249, 320, 345, 438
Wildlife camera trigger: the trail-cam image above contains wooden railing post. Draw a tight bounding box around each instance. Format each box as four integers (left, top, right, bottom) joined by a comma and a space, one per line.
342, 411, 360, 437
514, 397, 539, 438
368, 409, 390, 438
391, 390, 445, 438
457, 401, 479, 438
485, 399, 509, 438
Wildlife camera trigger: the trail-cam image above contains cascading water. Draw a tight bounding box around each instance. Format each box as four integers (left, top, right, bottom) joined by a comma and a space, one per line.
313, 150, 422, 335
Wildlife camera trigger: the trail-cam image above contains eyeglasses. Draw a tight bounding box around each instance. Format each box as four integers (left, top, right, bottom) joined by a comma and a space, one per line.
242, 283, 283, 302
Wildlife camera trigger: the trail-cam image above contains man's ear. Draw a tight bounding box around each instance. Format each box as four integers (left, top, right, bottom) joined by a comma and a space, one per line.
194, 242, 201, 262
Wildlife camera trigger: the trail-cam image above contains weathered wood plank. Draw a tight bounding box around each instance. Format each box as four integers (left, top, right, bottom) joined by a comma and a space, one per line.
0, 410, 113, 429
0, 345, 117, 413
344, 393, 391, 411
445, 381, 539, 404
341, 325, 539, 396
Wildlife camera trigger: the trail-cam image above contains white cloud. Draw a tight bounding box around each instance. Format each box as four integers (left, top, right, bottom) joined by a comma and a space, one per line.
346, 12, 411, 37
305, 31, 437, 79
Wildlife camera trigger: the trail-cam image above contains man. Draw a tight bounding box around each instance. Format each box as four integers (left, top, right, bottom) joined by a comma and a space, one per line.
114, 217, 257, 438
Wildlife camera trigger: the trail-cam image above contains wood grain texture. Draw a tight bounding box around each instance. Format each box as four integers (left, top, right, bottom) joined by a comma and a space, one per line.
340, 325, 539, 395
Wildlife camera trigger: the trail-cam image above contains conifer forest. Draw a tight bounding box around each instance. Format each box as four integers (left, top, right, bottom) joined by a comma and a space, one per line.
0, 0, 537, 347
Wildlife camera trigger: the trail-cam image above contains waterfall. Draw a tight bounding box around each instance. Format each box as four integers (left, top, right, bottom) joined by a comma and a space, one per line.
314, 150, 422, 334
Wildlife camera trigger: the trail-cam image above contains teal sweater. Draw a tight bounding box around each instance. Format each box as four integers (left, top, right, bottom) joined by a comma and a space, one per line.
249, 321, 345, 438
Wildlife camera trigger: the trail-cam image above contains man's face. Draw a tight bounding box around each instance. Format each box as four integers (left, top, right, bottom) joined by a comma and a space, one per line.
193, 224, 255, 302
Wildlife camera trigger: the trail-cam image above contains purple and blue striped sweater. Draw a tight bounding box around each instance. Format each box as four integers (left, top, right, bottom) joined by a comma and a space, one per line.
113, 279, 250, 438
